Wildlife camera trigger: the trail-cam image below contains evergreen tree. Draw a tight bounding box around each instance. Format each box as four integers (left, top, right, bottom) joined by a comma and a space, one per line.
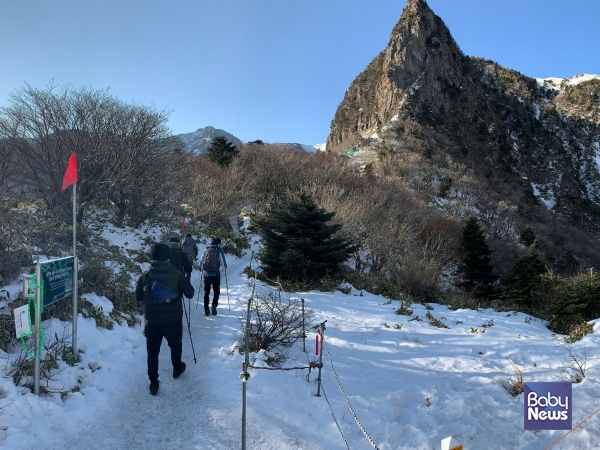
205, 136, 239, 167
500, 246, 546, 308
456, 217, 496, 297
519, 225, 536, 247
548, 269, 600, 334
258, 193, 358, 284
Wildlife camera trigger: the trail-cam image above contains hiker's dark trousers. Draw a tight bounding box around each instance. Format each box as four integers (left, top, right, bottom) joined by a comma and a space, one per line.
145, 321, 183, 382
203, 275, 220, 309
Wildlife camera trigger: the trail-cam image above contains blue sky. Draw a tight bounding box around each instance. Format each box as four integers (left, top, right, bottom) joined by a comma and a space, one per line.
1, 0, 598, 145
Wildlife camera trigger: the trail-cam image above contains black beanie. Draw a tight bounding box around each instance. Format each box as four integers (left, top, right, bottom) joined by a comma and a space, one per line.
152, 243, 170, 261
186, 233, 192, 238
170, 236, 180, 243
211, 237, 221, 246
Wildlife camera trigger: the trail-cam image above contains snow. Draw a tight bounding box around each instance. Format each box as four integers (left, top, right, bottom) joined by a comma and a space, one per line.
531, 182, 556, 210
535, 74, 600, 93
1, 231, 599, 449
564, 74, 600, 87
594, 142, 600, 173
300, 144, 320, 153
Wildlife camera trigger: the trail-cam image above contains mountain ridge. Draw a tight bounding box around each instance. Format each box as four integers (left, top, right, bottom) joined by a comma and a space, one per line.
174, 126, 322, 154
326, 0, 600, 233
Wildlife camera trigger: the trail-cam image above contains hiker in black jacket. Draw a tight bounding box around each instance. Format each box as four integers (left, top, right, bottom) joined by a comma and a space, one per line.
136, 243, 195, 395
168, 236, 193, 279
200, 237, 227, 316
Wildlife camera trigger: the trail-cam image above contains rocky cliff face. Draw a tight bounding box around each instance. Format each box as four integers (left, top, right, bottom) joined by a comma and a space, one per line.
327, 0, 600, 231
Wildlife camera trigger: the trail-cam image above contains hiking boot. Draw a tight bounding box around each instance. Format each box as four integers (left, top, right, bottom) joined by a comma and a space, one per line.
173, 362, 186, 379
212, 306, 217, 316
149, 380, 160, 396
204, 307, 210, 316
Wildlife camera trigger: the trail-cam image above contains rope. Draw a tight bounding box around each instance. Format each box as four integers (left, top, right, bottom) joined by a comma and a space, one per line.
247, 362, 322, 371
544, 406, 600, 449
320, 382, 351, 450
323, 339, 379, 450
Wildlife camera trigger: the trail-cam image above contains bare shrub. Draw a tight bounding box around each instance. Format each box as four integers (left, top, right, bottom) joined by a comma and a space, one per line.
501, 358, 525, 397
237, 144, 312, 211
236, 289, 315, 360
4, 324, 77, 394
187, 157, 244, 229
559, 346, 587, 383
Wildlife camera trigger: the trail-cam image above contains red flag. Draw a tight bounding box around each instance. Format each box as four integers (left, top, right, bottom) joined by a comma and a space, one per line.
61, 153, 78, 192
181, 217, 185, 231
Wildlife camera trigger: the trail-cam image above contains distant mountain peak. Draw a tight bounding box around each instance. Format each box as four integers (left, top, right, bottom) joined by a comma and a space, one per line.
176, 126, 242, 155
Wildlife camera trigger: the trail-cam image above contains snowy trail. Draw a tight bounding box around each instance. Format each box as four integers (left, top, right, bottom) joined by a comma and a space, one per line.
51, 253, 321, 450
56, 270, 239, 449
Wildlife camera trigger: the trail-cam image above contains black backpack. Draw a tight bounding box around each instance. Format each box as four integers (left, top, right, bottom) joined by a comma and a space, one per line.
203, 246, 221, 272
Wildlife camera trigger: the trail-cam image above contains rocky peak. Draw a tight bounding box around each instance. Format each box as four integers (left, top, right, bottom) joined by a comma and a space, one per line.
386, 0, 460, 87
326, 0, 464, 150
326, 0, 600, 232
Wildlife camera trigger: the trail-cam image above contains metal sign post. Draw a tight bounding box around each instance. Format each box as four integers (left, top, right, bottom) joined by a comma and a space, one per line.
72, 256, 78, 355
33, 264, 41, 396
72, 182, 78, 355
29, 256, 76, 396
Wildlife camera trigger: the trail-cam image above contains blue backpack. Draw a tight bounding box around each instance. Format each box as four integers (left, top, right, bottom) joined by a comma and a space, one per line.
144, 276, 178, 304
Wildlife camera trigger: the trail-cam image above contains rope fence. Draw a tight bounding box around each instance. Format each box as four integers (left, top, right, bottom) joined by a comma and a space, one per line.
247, 361, 322, 371
544, 406, 600, 449
320, 382, 351, 450
240, 270, 380, 450
322, 338, 380, 450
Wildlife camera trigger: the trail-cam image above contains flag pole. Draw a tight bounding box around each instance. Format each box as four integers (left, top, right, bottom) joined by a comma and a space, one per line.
72, 181, 78, 356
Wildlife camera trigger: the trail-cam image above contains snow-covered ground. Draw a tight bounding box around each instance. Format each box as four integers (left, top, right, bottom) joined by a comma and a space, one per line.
1, 229, 599, 449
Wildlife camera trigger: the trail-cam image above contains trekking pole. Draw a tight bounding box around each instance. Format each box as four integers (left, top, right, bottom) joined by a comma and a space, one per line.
195, 275, 202, 310
225, 268, 231, 311
182, 298, 197, 364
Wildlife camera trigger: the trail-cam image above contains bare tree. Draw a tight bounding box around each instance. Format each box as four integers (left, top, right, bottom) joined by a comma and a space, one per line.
0, 137, 16, 196
0, 82, 184, 225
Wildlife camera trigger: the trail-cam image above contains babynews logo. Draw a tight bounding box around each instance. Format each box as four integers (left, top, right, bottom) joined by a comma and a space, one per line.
524, 382, 572, 430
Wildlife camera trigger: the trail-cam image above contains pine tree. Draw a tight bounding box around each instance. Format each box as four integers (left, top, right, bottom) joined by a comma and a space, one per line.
519, 225, 536, 247
258, 193, 358, 284
456, 217, 496, 297
500, 246, 546, 308
205, 136, 239, 167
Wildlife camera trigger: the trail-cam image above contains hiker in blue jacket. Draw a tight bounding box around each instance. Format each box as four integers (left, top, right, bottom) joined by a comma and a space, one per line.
200, 237, 227, 316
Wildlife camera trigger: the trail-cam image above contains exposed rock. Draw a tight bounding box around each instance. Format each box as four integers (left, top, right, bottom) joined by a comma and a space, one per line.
326, 0, 600, 231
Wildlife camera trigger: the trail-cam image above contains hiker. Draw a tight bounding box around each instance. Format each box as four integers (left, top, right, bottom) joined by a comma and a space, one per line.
136, 243, 195, 395
168, 236, 193, 279
182, 233, 199, 264
201, 237, 227, 316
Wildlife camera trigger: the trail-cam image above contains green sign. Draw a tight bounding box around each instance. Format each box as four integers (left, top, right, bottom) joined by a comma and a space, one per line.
41, 257, 74, 306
